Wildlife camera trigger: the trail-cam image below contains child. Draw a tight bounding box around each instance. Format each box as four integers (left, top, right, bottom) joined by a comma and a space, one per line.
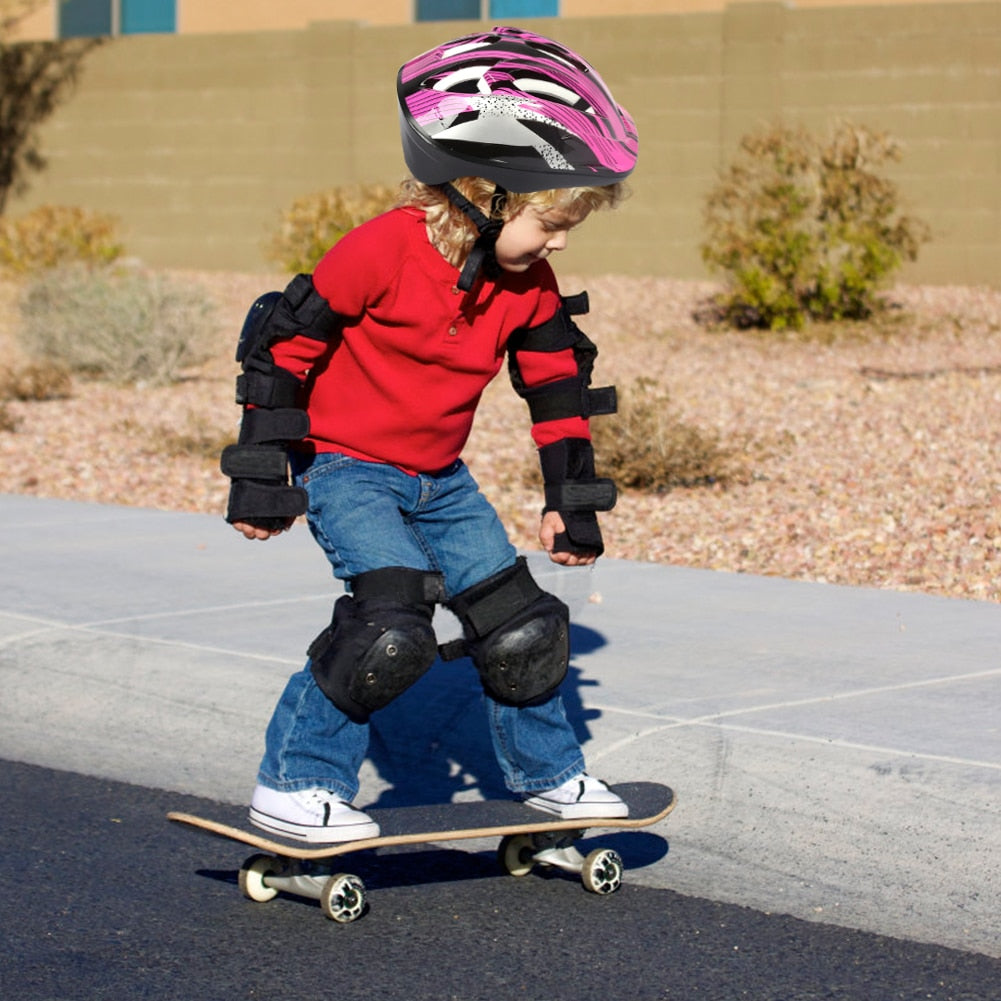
221, 26, 639, 842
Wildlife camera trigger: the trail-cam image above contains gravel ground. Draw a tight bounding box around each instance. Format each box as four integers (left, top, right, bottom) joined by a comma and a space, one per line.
2, 271, 1000, 604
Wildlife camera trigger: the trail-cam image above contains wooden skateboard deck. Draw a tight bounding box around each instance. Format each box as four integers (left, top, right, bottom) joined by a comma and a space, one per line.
168, 782, 675, 922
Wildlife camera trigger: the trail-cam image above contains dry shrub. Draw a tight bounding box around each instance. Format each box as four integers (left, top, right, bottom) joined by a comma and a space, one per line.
0, 361, 73, 434
592, 378, 749, 490
157, 419, 235, 459
0, 361, 72, 401
0, 402, 16, 431
18, 264, 217, 385
113, 413, 234, 459
266, 183, 399, 273
0, 205, 124, 274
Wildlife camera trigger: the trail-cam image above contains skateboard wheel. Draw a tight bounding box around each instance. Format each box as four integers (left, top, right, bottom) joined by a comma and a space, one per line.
239, 853, 280, 903
581, 848, 623, 895
498, 834, 536, 877
320, 873, 366, 923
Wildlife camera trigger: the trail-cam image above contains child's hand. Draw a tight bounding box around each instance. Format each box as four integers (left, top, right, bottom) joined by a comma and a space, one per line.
539, 511, 597, 566
231, 519, 294, 541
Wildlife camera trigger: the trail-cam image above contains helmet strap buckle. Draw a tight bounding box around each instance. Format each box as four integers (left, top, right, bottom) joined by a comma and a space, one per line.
438, 182, 508, 292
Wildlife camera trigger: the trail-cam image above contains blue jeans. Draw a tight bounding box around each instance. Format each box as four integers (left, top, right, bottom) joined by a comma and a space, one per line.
256, 452, 586, 800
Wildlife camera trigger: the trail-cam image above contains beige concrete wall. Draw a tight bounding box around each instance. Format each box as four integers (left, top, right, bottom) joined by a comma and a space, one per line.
563, 0, 986, 12
9, 0, 994, 40
5, 2, 52, 40
6, 3, 1001, 285
178, 0, 412, 33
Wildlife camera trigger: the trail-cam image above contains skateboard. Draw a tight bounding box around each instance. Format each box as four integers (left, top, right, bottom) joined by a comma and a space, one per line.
168, 781, 675, 923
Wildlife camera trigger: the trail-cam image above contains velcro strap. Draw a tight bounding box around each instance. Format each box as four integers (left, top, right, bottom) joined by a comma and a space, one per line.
235, 370, 301, 408
554, 510, 604, 556
448, 557, 544, 639
281, 273, 343, 342
220, 443, 288, 480
544, 478, 617, 513
437, 638, 468, 662
239, 407, 309, 445
226, 480, 309, 522
512, 294, 592, 354
525, 381, 617, 423
512, 310, 577, 353
351, 567, 446, 606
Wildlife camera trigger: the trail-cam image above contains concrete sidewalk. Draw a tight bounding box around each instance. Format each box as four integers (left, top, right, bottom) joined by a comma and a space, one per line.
1, 494, 998, 956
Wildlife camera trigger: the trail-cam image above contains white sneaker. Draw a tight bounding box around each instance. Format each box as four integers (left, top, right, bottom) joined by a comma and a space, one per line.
523, 774, 629, 820
249, 785, 380, 843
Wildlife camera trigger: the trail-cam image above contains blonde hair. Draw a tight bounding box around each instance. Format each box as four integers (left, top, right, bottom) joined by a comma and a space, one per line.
396, 176, 625, 268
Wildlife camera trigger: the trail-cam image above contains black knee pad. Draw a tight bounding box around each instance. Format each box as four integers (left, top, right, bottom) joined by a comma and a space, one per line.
446, 558, 570, 707
307, 567, 444, 723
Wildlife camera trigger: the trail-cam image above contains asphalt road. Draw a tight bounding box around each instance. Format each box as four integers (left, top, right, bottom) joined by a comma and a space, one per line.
3, 758, 999, 1001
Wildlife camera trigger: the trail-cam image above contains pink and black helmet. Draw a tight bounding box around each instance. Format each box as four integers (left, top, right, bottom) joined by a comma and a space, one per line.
397, 26, 638, 192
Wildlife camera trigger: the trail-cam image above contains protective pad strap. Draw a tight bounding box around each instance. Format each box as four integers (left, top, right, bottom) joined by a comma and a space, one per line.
225, 479, 308, 522
237, 407, 310, 446
522, 379, 617, 423
281, 273, 343, 342
510, 308, 578, 354
220, 443, 287, 480
351, 566, 447, 607
446, 557, 545, 639
543, 479, 617, 512
235, 368, 301, 409
509, 292, 590, 354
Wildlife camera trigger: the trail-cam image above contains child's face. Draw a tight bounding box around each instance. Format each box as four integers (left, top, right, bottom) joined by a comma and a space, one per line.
493, 204, 588, 274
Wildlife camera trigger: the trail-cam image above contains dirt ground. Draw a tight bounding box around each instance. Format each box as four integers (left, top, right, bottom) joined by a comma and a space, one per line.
2, 271, 1000, 604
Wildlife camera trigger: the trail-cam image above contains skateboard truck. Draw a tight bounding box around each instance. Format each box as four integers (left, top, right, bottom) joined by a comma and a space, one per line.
239, 856, 368, 923
498, 830, 625, 895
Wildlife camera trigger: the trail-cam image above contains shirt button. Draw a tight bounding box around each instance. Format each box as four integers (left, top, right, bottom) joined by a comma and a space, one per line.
447, 326, 458, 336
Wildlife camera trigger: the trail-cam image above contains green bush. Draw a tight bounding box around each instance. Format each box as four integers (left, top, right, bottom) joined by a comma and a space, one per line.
0, 205, 124, 275
590, 378, 748, 491
18, 264, 217, 385
266, 183, 399, 273
701, 120, 930, 330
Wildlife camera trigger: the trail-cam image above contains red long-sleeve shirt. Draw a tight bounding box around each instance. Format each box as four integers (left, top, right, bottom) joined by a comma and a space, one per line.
270, 206, 589, 475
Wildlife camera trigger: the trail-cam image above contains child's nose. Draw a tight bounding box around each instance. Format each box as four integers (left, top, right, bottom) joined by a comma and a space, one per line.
546, 229, 568, 252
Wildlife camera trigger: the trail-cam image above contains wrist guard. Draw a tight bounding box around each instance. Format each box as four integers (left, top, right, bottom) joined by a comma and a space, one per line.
221, 407, 309, 529
539, 438, 617, 556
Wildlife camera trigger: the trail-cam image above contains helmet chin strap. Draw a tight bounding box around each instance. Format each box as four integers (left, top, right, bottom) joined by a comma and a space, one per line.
438, 183, 508, 292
